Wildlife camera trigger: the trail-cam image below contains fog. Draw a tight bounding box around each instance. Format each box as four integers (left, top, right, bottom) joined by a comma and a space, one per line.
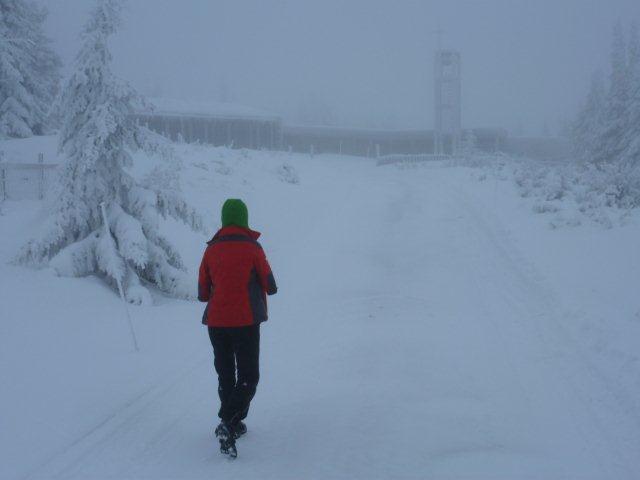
39, 0, 640, 133
4, 0, 640, 475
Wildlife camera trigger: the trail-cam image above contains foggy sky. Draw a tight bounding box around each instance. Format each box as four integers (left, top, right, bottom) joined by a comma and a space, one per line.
37, 0, 640, 134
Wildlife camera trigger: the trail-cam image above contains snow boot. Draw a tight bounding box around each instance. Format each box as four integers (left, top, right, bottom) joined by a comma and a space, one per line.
233, 421, 247, 439
216, 421, 247, 440
215, 422, 237, 458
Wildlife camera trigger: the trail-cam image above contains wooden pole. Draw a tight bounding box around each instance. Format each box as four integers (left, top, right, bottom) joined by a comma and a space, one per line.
38, 153, 44, 200
0, 162, 5, 202
0, 150, 6, 202
270, 122, 274, 150
0, 167, 4, 202
100, 202, 140, 352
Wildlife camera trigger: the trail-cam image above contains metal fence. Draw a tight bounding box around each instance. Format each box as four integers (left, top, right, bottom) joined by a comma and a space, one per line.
376, 153, 453, 166
0, 152, 59, 201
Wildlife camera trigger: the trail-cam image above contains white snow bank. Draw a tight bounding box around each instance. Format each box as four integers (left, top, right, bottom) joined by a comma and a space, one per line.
452, 153, 640, 228
1, 137, 639, 479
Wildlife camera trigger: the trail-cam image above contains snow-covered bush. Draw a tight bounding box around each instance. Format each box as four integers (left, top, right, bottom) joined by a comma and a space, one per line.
532, 202, 560, 214
214, 160, 232, 175
449, 149, 507, 169
17, 0, 203, 303
580, 163, 640, 209
277, 163, 300, 184
497, 157, 638, 227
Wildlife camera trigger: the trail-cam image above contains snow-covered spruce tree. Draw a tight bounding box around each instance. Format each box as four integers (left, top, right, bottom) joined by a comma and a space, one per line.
617, 21, 640, 205
0, 0, 61, 137
0, 0, 36, 138
594, 21, 630, 165
572, 70, 607, 163
26, 3, 62, 133
621, 22, 640, 170
18, 0, 203, 304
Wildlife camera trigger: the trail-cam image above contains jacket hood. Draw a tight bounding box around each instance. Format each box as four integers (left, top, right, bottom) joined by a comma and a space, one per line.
208, 225, 261, 244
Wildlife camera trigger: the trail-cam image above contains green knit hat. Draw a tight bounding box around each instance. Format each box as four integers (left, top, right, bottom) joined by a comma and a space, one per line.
221, 198, 249, 229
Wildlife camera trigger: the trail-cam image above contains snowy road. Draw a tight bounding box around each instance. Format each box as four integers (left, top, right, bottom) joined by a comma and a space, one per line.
5, 152, 639, 479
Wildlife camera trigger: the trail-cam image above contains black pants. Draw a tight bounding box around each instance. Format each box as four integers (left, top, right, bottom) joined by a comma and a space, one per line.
208, 324, 260, 426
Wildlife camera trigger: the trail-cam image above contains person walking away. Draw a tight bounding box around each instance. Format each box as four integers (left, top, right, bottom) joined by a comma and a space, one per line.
198, 199, 277, 458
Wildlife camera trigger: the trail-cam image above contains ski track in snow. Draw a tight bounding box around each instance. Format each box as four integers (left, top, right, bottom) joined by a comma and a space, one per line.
450, 186, 638, 478
4, 147, 639, 479
23, 356, 210, 480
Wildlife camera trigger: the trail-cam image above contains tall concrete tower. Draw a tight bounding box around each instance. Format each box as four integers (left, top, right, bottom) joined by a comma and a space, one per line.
434, 50, 461, 154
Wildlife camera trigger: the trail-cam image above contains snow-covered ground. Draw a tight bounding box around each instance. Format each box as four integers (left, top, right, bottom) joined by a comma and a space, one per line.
1, 136, 639, 479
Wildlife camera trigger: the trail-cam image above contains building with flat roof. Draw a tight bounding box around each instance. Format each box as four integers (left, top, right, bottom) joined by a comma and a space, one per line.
283, 125, 505, 157
134, 97, 516, 159
134, 97, 283, 150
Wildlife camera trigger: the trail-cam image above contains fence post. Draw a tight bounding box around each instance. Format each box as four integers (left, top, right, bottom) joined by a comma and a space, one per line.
0, 150, 6, 202
38, 152, 44, 200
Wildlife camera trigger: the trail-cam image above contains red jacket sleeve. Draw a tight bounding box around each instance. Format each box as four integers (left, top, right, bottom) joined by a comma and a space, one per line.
198, 249, 212, 302
255, 246, 277, 295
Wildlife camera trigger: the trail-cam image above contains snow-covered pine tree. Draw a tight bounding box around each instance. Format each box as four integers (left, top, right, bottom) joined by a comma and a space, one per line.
18, 0, 203, 304
25, 3, 62, 134
0, 0, 61, 137
629, 21, 640, 79
594, 21, 630, 165
0, 0, 36, 138
572, 70, 607, 163
621, 22, 640, 170
617, 21, 640, 205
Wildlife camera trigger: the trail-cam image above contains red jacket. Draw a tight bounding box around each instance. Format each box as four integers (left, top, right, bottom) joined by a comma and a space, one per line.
198, 226, 277, 327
